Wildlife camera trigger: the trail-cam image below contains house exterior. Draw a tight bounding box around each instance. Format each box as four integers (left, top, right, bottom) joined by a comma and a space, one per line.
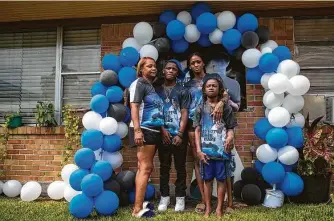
0, 1, 333, 192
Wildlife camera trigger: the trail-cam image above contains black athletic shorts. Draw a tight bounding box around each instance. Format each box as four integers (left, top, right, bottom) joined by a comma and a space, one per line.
128, 127, 160, 148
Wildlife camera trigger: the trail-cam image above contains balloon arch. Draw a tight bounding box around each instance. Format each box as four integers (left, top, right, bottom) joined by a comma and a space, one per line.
65, 2, 309, 218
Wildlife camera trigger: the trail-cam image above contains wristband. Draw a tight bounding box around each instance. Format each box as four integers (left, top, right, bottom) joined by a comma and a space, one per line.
177, 131, 183, 138
134, 128, 142, 133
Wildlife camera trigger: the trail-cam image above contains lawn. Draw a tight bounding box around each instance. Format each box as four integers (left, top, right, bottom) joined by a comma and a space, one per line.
0, 196, 333, 221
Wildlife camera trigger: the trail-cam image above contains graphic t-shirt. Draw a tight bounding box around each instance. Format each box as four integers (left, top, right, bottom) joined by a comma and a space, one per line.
193, 101, 237, 160
184, 79, 204, 122
129, 77, 164, 130
155, 83, 191, 136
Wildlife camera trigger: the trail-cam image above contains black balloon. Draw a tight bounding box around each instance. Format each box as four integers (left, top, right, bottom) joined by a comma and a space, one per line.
241, 31, 259, 49
104, 178, 121, 196
241, 184, 262, 205
241, 167, 259, 184
256, 179, 272, 202
154, 38, 170, 53
119, 191, 129, 207
233, 180, 245, 200
107, 103, 127, 122
116, 170, 136, 191
153, 22, 166, 38
100, 70, 118, 87
256, 26, 270, 44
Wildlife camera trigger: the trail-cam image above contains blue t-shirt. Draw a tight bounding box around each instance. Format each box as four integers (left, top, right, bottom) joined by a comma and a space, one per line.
129, 77, 164, 130
184, 79, 204, 122
193, 101, 237, 160
155, 83, 191, 135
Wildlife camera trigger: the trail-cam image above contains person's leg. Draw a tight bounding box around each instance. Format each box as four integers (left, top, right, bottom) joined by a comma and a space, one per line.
132, 144, 156, 216
173, 141, 187, 211
226, 177, 233, 209
216, 181, 227, 217
203, 180, 213, 217
201, 159, 214, 218
158, 142, 172, 211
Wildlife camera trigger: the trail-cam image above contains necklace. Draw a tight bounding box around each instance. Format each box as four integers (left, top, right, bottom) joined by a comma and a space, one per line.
163, 84, 176, 103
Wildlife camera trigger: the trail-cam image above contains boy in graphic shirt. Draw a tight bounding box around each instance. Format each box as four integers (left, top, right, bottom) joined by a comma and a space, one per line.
194, 73, 237, 218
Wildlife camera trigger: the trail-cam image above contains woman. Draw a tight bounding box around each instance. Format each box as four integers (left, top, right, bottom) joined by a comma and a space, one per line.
129, 57, 164, 218
184, 52, 226, 213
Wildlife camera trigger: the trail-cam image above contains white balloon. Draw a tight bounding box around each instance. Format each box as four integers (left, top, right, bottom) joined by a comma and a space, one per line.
209, 29, 223, 44
215, 12, 221, 18
268, 107, 291, 127
261, 72, 275, 89
282, 94, 305, 114
287, 75, 310, 96
277, 60, 300, 79
61, 164, 79, 184
242, 49, 262, 68
278, 145, 299, 165
139, 44, 159, 61
64, 184, 81, 202
115, 122, 129, 139
260, 40, 278, 51
20, 181, 42, 202
263, 90, 284, 109
265, 108, 271, 118
99, 117, 118, 135
133, 22, 153, 45
122, 37, 142, 51
94, 148, 103, 161
286, 113, 305, 128
0, 181, 3, 194
177, 11, 192, 26
3, 180, 22, 197
217, 11, 236, 31
102, 151, 123, 170
82, 111, 102, 130
47, 181, 65, 200
184, 24, 201, 43
261, 47, 272, 55
268, 73, 290, 94
256, 144, 278, 163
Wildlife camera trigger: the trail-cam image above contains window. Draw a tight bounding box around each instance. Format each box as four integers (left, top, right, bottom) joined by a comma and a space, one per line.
0, 26, 101, 124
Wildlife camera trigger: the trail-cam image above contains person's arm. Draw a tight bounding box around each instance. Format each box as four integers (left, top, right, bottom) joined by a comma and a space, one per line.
212, 89, 229, 122
172, 89, 190, 146
195, 126, 209, 164
228, 99, 240, 112
223, 104, 238, 152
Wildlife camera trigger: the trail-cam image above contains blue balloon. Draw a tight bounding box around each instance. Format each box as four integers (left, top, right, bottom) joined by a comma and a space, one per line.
246, 67, 263, 84
254, 118, 274, 140
90, 94, 109, 114
81, 174, 104, 197
91, 161, 113, 181
197, 34, 212, 47
81, 129, 104, 151
279, 172, 304, 196
191, 2, 211, 21
119, 47, 139, 67
144, 183, 156, 200
259, 53, 280, 73
102, 54, 122, 73
265, 128, 288, 149
118, 67, 137, 88
222, 29, 241, 51
254, 160, 264, 174
95, 191, 120, 215
91, 82, 107, 96
102, 134, 121, 153
69, 194, 94, 218
237, 13, 258, 33
159, 10, 176, 25
106, 86, 123, 103
286, 126, 304, 149
69, 168, 89, 191
124, 106, 131, 123
99, 112, 107, 118
166, 20, 185, 41
273, 46, 291, 62
74, 148, 96, 170
262, 162, 285, 184
279, 162, 293, 172
171, 38, 189, 53
128, 188, 135, 204
196, 12, 217, 34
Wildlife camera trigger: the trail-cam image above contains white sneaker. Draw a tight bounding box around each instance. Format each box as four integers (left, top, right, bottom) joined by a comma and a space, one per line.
158, 196, 170, 211
174, 197, 185, 212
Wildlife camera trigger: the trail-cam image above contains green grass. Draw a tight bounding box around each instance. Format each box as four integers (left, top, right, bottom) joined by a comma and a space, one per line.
0, 196, 333, 221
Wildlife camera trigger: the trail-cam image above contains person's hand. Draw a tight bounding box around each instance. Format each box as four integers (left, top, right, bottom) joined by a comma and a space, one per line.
172, 135, 182, 146
134, 130, 144, 146
225, 137, 233, 153
212, 100, 224, 123
197, 151, 209, 165
161, 128, 172, 145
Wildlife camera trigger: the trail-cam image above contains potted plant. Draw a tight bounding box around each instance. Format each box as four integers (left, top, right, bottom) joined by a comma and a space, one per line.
35, 101, 57, 127
292, 114, 334, 203
4, 112, 22, 129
